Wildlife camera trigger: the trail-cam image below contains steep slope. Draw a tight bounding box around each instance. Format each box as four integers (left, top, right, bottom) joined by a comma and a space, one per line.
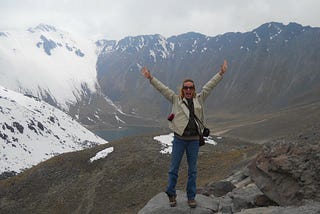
0, 85, 107, 175
0, 24, 151, 128
0, 24, 98, 110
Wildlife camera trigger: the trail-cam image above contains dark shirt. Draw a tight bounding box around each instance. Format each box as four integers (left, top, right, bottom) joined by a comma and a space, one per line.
182, 99, 199, 137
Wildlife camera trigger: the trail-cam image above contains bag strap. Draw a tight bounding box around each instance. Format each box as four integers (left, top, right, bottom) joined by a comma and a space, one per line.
182, 100, 205, 130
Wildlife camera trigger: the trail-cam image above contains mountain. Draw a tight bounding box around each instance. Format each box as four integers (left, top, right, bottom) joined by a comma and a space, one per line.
0, 85, 107, 176
2, 21, 320, 131
1, 21, 320, 213
0, 24, 97, 110
0, 24, 152, 129
97, 22, 320, 119
2, 22, 319, 128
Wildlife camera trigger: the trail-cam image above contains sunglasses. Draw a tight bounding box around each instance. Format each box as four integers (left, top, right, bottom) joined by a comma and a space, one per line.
183, 86, 195, 90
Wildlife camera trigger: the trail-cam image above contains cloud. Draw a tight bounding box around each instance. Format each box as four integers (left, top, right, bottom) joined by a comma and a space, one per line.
0, 0, 319, 40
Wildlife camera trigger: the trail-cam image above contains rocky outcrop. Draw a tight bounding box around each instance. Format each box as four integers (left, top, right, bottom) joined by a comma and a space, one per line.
139, 170, 320, 214
138, 169, 270, 213
138, 190, 219, 214
237, 201, 320, 214
249, 140, 320, 206
139, 140, 320, 213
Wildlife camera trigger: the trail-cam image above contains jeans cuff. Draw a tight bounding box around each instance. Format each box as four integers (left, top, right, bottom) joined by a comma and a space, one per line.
165, 191, 176, 197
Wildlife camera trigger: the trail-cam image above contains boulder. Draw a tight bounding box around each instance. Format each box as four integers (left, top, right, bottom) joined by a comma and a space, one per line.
199, 180, 236, 197
226, 183, 263, 212
138, 190, 219, 214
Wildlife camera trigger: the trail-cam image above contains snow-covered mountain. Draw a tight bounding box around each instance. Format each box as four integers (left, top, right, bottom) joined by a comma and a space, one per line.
0, 24, 99, 110
0, 24, 150, 129
0, 85, 108, 175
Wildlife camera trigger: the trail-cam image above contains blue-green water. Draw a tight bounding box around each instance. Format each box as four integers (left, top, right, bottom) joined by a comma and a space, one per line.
94, 126, 167, 142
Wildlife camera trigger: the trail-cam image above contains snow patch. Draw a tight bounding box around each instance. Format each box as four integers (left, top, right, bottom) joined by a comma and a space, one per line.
153, 133, 218, 154
115, 114, 126, 124
89, 147, 114, 162
253, 31, 261, 44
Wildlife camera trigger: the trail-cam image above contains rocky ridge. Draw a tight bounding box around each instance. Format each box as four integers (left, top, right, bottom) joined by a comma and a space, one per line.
139, 131, 320, 213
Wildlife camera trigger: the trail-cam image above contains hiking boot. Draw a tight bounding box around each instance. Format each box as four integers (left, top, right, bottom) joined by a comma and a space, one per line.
168, 195, 177, 207
165, 192, 177, 207
188, 199, 197, 208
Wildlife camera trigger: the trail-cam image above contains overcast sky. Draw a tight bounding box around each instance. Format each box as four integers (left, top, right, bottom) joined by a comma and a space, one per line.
1, 0, 319, 40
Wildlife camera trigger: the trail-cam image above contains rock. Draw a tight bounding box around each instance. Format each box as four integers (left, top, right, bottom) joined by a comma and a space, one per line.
138, 190, 219, 214
249, 140, 320, 206
234, 176, 252, 189
199, 181, 236, 197
224, 167, 250, 184
236, 200, 320, 214
0, 171, 17, 180
254, 194, 277, 207
218, 196, 233, 213
222, 183, 264, 212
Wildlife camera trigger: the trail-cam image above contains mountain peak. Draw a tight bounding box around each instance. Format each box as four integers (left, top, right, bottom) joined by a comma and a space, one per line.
0, 23, 100, 111
28, 24, 57, 33
0, 32, 8, 37
253, 22, 284, 32
169, 31, 206, 40
254, 21, 308, 33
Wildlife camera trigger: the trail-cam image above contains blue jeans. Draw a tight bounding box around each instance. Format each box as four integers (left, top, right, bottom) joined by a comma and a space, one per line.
166, 137, 199, 200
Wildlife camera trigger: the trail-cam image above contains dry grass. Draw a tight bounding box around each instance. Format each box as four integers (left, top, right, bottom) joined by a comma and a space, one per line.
0, 133, 261, 214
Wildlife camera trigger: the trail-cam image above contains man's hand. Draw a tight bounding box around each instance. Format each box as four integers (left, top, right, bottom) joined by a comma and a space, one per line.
141, 67, 152, 80
219, 60, 228, 76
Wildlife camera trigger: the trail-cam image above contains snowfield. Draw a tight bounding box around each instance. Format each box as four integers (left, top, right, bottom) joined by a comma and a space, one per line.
0, 85, 108, 174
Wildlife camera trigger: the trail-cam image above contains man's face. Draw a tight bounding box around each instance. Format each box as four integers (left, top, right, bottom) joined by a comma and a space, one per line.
183, 81, 195, 99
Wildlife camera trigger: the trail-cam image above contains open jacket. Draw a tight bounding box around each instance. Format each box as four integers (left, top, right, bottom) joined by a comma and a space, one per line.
150, 73, 223, 136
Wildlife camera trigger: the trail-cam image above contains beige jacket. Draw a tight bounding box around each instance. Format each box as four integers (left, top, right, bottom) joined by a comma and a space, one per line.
150, 73, 223, 136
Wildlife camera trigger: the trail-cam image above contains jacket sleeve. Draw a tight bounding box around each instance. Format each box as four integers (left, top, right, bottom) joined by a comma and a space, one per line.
199, 73, 223, 102
149, 77, 175, 103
